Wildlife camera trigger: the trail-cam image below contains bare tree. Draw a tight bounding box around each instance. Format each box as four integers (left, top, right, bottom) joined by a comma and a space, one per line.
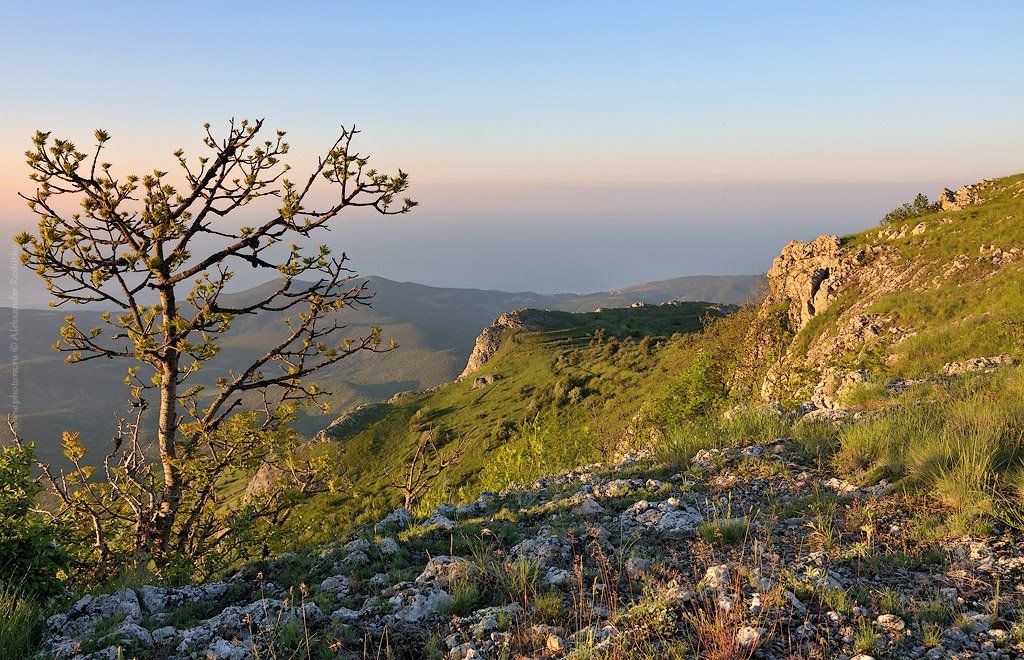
12, 119, 415, 576
390, 429, 466, 511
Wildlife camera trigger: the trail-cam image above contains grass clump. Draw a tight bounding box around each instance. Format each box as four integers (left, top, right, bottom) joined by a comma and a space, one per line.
698, 517, 749, 547
533, 589, 564, 621
655, 421, 728, 470
853, 621, 880, 653
839, 380, 889, 408
835, 369, 1024, 528
914, 598, 954, 627
0, 587, 46, 660
721, 407, 791, 444
439, 574, 485, 617
818, 587, 854, 615
921, 622, 942, 648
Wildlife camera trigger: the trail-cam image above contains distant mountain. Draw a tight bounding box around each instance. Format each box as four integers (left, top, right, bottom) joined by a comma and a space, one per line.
555, 274, 764, 312
0, 274, 758, 463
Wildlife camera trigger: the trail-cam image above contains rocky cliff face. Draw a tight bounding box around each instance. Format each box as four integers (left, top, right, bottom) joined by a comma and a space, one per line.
458, 308, 568, 379
765, 235, 856, 331
758, 234, 927, 405
756, 180, 993, 404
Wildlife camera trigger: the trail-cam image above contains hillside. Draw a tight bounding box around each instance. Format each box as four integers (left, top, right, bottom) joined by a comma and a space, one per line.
755, 175, 1024, 404
28, 175, 1024, 660
41, 409, 1024, 659
1, 274, 757, 464
273, 174, 1024, 547
287, 302, 731, 543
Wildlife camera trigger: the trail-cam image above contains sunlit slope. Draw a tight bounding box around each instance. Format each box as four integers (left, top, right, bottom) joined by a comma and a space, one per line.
286, 302, 728, 544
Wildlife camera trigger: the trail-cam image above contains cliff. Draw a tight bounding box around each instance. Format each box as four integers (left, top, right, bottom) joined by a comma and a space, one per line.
458, 308, 572, 379
755, 176, 1019, 404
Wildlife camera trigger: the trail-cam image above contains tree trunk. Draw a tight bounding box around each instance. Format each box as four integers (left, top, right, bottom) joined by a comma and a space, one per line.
154, 286, 181, 557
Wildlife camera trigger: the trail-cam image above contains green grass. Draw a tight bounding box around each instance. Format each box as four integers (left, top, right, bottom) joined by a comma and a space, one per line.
697, 517, 749, 546
280, 303, 728, 548
839, 174, 1024, 377
835, 367, 1024, 525
654, 420, 729, 470
853, 621, 880, 653
0, 588, 45, 660
533, 589, 565, 621
438, 575, 485, 617
243, 172, 1024, 560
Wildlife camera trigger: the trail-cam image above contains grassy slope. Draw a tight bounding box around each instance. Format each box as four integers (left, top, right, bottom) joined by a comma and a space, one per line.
1, 275, 757, 464
290, 173, 1024, 550
795, 174, 1024, 377
285, 302, 730, 546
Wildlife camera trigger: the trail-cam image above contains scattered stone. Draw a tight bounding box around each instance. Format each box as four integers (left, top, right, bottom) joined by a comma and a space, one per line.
702, 564, 731, 591
737, 625, 766, 648
472, 373, 501, 389
943, 354, 1016, 376
572, 496, 605, 517
875, 613, 905, 631
624, 557, 651, 579
375, 508, 411, 532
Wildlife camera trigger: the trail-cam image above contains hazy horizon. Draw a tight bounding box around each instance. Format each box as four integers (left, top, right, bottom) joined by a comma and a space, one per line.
2, 2, 1022, 300
3, 179, 945, 308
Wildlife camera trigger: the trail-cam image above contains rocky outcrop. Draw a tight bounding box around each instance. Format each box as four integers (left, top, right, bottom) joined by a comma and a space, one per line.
459, 308, 568, 379
944, 354, 1017, 376
471, 373, 501, 389
939, 183, 983, 211
765, 235, 863, 331
314, 402, 391, 442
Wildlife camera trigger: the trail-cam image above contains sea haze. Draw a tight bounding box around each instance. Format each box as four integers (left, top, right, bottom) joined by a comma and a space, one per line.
1, 180, 941, 308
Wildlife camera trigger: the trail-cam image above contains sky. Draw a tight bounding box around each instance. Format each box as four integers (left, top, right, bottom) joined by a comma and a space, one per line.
2, 1, 1023, 303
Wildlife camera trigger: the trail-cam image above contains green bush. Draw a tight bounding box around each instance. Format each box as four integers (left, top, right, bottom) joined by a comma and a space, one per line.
0, 442, 68, 600
652, 351, 729, 424
880, 192, 940, 226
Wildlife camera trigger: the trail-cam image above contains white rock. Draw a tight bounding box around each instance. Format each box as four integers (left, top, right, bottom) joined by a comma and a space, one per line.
394, 588, 454, 622
331, 607, 361, 621
703, 564, 731, 591
424, 514, 456, 529
544, 567, 570, 586
205, 637, 251, 659
654, 506, 703, 536
875, 613, 905, 631
375, 508, 411, 532
320, 574, 351, 593
737, 625, 765, 647
624, 557, 651, 579
151, 626, 179, 646
572, 497, 605, 517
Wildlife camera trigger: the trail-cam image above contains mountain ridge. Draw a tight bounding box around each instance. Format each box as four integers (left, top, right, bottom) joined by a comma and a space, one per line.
1, 273, 759, 464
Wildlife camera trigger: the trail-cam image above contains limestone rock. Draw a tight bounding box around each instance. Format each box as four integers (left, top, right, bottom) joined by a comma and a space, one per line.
765, 235, 849, 330
939, 184, 981, 211
471, 373, 501, 389
943, 354, 1016, 376
459, 309, 569, 379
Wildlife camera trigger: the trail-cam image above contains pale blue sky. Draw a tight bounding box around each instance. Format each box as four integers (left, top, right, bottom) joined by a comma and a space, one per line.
2, 1, 1022, 299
